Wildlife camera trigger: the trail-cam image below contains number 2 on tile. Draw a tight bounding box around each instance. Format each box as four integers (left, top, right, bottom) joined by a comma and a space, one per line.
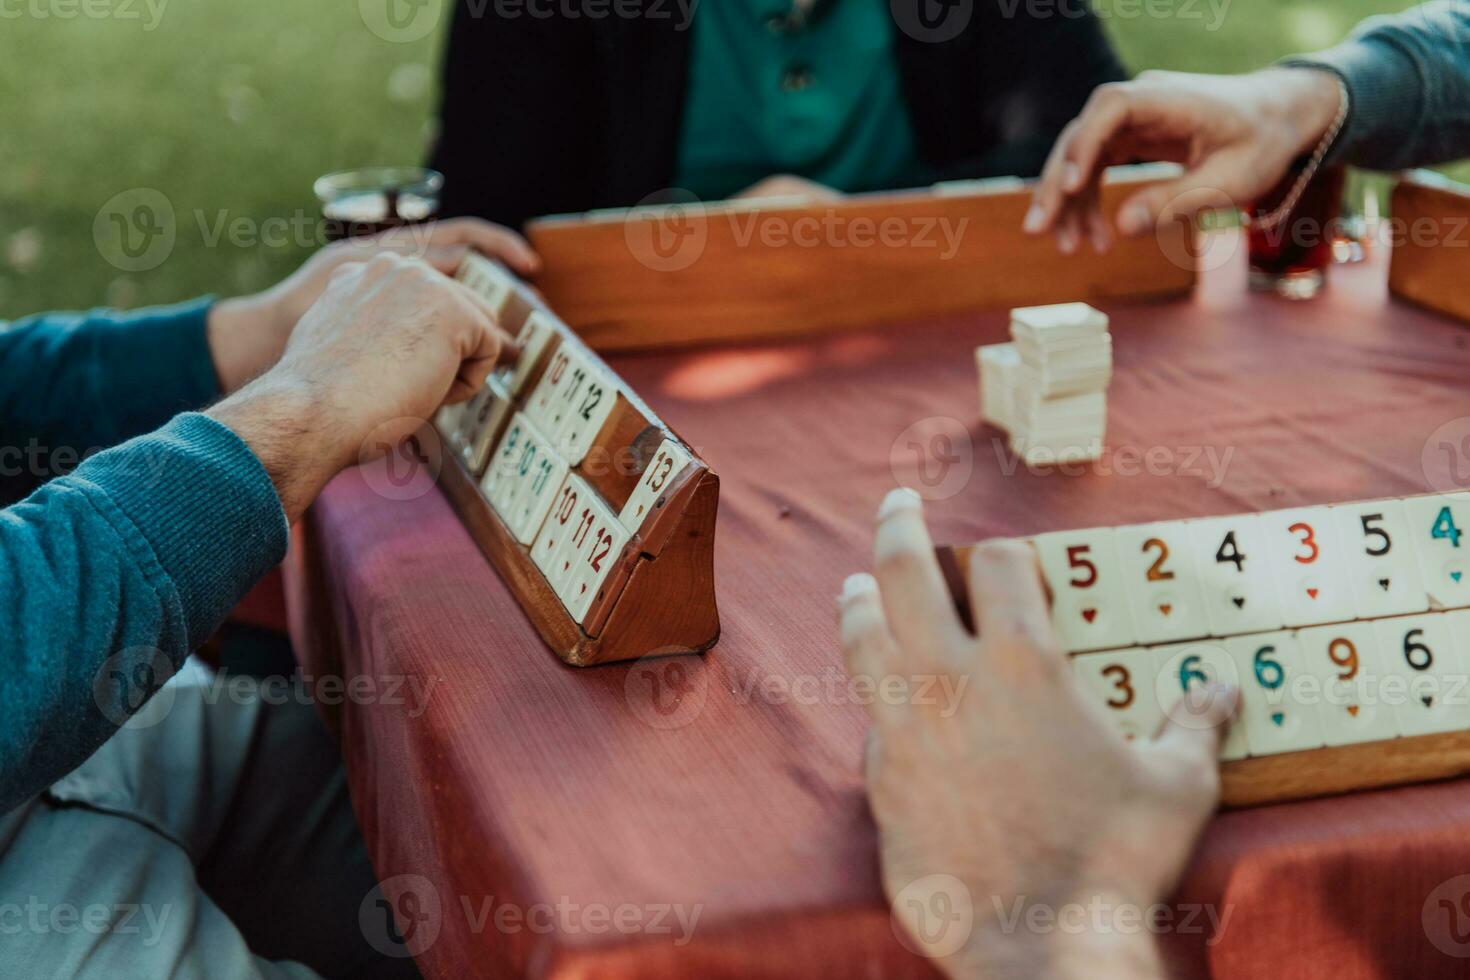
1143, 538, 1174, 581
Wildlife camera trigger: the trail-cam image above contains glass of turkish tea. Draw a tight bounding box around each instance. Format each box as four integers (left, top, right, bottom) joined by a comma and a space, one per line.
314, 167, 443, 241
1245, 164, 1346, 300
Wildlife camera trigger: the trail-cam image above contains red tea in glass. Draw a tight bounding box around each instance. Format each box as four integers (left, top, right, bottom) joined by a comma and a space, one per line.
315, 167, 443, 241
1246, 164, 1345, 299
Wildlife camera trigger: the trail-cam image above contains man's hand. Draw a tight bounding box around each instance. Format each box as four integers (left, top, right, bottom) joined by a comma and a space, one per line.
206, 218, 538, 392
207, 253, 516, 523
839, 488, 1237, 979
1023, 68, 1342, 253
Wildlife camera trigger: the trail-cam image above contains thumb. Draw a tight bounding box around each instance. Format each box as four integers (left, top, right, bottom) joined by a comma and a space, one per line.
420, 243, 473, 277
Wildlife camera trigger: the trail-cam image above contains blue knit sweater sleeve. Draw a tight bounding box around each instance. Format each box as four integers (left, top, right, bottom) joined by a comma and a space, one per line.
0, 413, 289, 812
0, 302, 287, 813
1283, 0, 1470, 169
0, 297, 221, 502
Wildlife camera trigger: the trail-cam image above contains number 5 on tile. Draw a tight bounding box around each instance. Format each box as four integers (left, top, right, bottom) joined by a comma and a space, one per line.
1032, 530, 1135, 652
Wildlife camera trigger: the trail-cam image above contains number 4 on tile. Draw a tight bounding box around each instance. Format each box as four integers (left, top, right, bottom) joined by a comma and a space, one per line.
1187, 515, 1284, 636
1406, 494, 1470, 610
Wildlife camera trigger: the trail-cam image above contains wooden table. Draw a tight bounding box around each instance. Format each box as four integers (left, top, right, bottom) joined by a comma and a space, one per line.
286, 235, 1470, 979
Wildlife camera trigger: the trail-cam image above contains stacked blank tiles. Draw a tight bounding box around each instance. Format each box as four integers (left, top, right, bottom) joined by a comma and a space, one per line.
977, 302, 1112, 465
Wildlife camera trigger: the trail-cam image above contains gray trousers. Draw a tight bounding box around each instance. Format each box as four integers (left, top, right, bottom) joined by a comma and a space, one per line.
0, 661, 422, 979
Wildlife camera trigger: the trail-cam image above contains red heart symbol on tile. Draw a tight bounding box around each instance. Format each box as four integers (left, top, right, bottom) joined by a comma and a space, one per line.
1082, 608, 1097, 623
1306, 588, 1319, 599
1346, 705, 1359, 717
1159, 603, 1172, 616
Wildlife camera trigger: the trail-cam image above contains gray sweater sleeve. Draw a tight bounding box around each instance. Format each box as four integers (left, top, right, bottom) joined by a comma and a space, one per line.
1281, 0, 1470, 170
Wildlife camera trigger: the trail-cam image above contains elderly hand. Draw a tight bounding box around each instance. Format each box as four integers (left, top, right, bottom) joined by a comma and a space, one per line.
839, 488, 1237, 979
1023, 68, 1342, 254
206, 218, 539, 392
207, 252, 517, 523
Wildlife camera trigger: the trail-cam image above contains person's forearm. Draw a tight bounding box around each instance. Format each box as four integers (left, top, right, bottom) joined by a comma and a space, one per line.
205, 375, 347, 525
0, 414, 287, 813
206, 293, 290, 395
1282, 0, 1470, 169
0, 300, 220, 503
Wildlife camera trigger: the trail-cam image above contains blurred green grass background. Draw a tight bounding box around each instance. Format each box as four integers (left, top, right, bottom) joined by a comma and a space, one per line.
0, 0, 1443, 318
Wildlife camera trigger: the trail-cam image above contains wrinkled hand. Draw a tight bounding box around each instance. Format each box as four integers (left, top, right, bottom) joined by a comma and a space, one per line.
1023, 67, 1342, 253
207, 218, 538, 392
731, 174, 843, 203
838, 488, 1237, 979
208, 253, 516, 522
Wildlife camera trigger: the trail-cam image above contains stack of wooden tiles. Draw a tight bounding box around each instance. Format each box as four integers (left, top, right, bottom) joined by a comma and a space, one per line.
938, 492, 1470, 805
432, 253, 721, 666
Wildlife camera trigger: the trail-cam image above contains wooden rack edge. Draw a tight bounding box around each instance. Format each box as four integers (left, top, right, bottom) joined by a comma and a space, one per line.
526, 176, 1198, 352
432, 427, 721, 667
1388, 172, 1470, 327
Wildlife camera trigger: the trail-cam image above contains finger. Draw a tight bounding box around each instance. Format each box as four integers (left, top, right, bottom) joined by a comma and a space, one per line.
872, 488, 969, 656
1146, 682, 1238, 780
428, 218, 542, 276
1114, 157, 1252, 238
428, 281, 519, 400
456, 355, 497, 395
442, 377, 480, 404
863, 725, 883, 781
1056, 204, 1082, 256
838, 573, 909, 727
839, 573, 898, 677
442, 277, 522, 366
459, 303, 518, 370
967, 539, 1060, 664
419, 243, 474, 277
1025, 120, 1080, 234
1082, 187, 1113, 254
1056, 84, 1135, 196
356, 241, 509, 283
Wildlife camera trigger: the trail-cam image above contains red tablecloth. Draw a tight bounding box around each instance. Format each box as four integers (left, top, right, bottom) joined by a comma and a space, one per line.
286, 240, 1470, 979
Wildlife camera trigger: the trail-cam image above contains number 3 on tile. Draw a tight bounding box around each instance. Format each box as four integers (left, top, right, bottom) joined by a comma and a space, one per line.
1265, 507, 1353, 626
1289, 522, 1320, 563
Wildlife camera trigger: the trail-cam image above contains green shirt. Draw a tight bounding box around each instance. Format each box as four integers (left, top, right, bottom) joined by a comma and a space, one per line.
674, 0, 932, 201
